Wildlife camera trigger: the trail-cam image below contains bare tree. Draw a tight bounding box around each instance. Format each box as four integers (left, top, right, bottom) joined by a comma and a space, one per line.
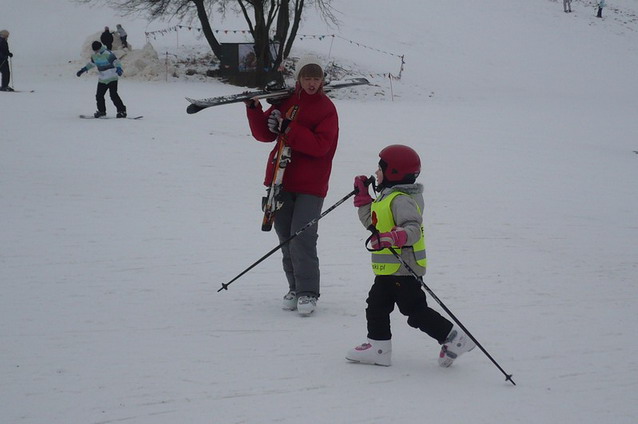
240, 1, 338, 80
75, 0, 338, 85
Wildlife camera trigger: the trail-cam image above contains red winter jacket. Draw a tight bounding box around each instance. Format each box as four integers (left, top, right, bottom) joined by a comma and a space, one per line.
246, 86, 339, 198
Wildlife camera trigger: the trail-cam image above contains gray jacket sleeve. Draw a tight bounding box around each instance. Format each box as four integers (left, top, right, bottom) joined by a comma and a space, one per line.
357, 203, 372, 229
390, 194, 422, 245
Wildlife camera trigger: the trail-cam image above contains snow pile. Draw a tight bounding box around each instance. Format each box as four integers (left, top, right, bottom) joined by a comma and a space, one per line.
80, 32, 173, 81
120, 42, 173, 80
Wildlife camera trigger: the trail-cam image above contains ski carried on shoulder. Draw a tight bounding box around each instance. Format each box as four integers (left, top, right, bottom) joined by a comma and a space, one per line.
186, 77, 370, 114
261, 105, 299, 231
79, 115, 143, 120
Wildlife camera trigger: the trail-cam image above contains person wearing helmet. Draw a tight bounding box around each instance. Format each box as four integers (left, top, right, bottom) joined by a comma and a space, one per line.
244, 54, 339, 316
346, 145, 475, 367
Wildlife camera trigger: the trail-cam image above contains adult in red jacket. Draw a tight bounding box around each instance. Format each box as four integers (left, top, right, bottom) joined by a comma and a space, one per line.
245, 55, 339, 316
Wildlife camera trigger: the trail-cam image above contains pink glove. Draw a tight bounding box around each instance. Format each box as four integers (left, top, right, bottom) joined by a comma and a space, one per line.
369, 227, 408, 250
354, 175, 373, 207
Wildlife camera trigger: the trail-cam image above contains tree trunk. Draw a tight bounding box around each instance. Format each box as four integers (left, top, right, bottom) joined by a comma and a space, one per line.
192, 0, 223, 60
248, 2, 273, 87
283, 0, 304, 59
272, 0, 290, 69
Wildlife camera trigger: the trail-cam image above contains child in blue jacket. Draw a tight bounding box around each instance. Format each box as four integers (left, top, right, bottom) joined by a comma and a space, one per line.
76, 41, 127, 118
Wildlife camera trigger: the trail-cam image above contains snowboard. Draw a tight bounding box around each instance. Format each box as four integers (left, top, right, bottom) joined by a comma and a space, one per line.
0, 89, 35, 93
79, 115, 143, 120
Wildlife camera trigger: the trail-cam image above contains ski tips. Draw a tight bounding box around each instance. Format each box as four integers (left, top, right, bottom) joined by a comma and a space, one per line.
186, 103, 205, 114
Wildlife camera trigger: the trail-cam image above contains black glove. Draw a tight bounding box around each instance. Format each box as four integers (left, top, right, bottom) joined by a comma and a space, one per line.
8, 52, 13, 58
244, 98, 258, 109
268, 109, 282, 134
279, 118, 291, 133
266, 97, 284, 105
76, 67, 87, 77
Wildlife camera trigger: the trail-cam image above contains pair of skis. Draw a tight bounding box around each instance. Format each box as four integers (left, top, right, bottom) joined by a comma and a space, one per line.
187, 78, 370, 230
261, 105, 298, 231
185, 77, 369, 114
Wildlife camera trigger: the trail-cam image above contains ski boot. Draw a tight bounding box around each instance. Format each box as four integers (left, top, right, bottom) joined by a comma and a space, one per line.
282, 290, 297, 311
297, 295, 317, 316
346, 339, 392, 366
438, 326, 476, 367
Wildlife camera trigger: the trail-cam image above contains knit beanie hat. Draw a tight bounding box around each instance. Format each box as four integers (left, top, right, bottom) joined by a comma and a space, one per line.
294, 54, 324, 80
92, 41, 102, 51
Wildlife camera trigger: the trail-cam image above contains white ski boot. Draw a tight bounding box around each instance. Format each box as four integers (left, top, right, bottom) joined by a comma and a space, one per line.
297, 295, 317, 316
282, 290, 297, 311
438, 326, 476, 367
346, 339, 392, 366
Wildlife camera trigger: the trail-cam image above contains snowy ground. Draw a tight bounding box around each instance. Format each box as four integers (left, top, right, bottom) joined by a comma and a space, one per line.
2, 1, 638, 423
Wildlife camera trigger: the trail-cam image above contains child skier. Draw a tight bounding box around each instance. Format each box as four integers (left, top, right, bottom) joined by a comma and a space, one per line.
346, 144, 475, 367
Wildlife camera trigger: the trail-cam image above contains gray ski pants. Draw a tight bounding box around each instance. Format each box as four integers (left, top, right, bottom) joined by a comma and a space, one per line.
274, 191, 324, 297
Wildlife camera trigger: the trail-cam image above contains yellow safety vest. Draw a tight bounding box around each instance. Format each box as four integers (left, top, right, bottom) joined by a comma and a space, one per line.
370, 191, 427, 275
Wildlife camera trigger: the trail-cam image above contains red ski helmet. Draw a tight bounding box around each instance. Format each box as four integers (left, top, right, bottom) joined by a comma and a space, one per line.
378, 144, 421, 184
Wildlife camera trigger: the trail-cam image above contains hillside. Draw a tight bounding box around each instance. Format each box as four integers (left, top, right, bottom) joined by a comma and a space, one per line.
1, 1, 637, 423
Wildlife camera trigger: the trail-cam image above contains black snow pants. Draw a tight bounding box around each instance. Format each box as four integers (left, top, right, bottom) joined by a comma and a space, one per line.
366, 275, 453, 343
96, 80, 126, 113
0, 59, 10, 88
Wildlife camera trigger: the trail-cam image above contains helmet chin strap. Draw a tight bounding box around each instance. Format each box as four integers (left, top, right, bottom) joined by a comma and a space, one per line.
370, 177, 381, 193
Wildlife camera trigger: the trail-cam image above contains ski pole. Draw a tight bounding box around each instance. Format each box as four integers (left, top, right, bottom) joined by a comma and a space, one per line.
218, 176, 375, 292
366, 228, 516, 385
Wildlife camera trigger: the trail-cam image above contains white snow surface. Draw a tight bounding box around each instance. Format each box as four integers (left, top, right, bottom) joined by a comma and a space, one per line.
2, 1, 638, 423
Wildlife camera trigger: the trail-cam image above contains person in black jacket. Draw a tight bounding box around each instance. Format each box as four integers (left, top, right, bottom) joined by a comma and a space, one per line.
0, 29, 14, 91
100, 26, 114, 50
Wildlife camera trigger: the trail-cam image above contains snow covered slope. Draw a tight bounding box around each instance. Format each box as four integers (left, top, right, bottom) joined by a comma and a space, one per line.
1, 1, 637, 423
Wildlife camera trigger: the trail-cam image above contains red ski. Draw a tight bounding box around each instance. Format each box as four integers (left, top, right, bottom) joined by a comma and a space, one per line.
261, 105, 299, 231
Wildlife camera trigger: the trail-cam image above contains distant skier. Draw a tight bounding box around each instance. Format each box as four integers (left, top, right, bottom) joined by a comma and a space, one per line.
116, 24, 128, 49
596, 0, 606, 18
563, 0, 572, 13
76, 41, 127, 118
346, 145, 476, 367
0, 29, 14, 91
101, 26, 114, 50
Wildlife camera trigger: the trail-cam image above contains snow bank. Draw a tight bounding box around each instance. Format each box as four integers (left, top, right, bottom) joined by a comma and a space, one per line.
80, 32, 173, 81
